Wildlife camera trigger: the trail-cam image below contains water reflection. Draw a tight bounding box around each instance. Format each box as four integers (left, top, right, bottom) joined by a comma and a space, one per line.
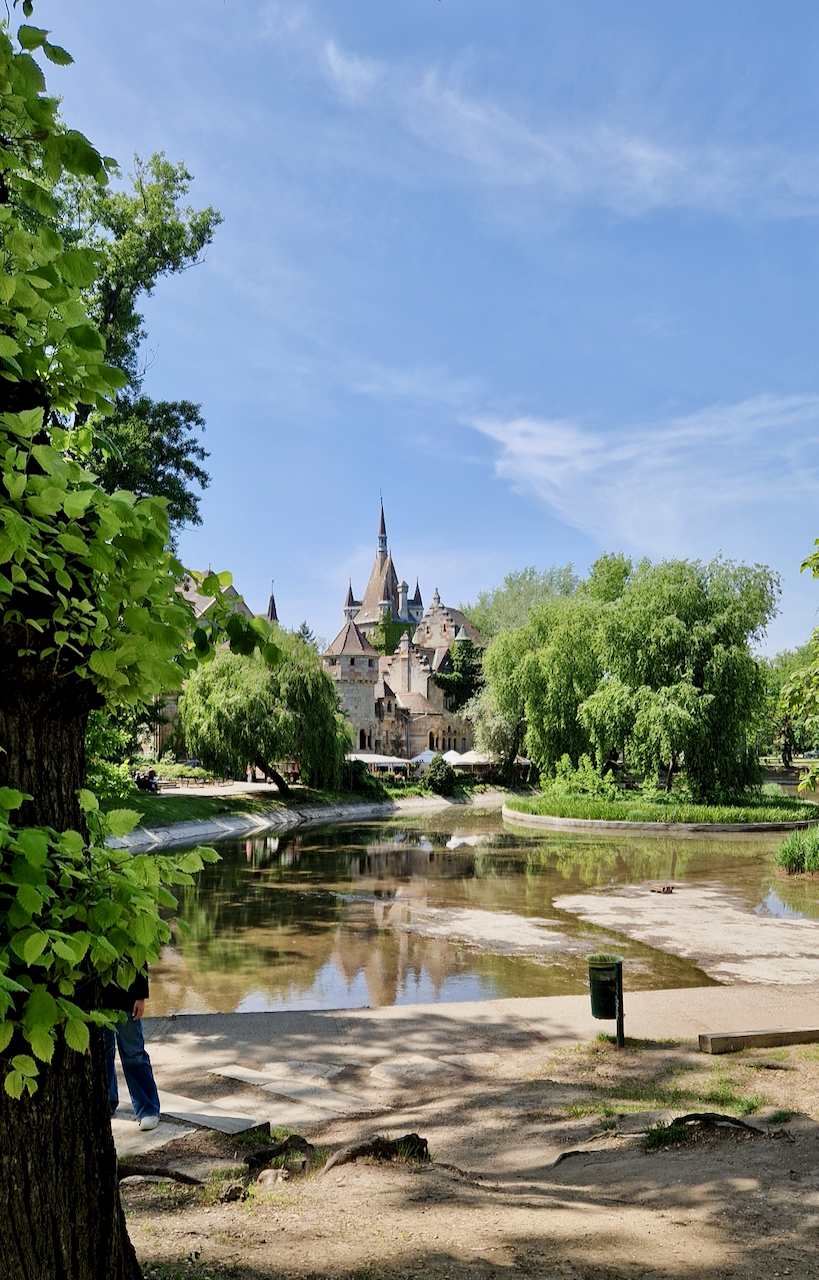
147, 814, 819, 1016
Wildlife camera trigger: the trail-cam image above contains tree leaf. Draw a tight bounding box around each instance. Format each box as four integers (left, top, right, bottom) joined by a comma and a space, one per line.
42, 42, 73, 66
104, 809, 141, 838
21, 931, 48, 965
24, 1025, 55, 1063
15, 827, 48, 866
77, 789, 99, 813
15, 883, 42, 916
22, 984, 60, 1029
16, 25, 49, 51
0, 787, 25, 811
63, 1018, 89, 1054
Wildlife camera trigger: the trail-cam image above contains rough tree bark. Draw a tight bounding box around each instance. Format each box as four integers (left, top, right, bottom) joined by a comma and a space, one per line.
255, 756, 291, 797
0, 634, 143, 1280
0, 1029, 141, 1280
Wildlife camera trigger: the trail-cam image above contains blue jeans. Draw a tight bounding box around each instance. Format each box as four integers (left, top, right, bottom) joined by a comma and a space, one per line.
104, 1015, 160, 1121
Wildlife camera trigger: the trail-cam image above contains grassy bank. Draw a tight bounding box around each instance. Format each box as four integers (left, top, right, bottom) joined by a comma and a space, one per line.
506, 792, 818, 825
99, 787, 349, 828
100, 774, 501, 829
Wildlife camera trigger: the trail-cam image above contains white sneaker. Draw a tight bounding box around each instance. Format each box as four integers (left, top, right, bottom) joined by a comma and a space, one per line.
139, 1114, 160, 1131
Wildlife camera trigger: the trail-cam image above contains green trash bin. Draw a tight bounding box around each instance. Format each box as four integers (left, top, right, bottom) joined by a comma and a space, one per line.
586, 953, 623, 1022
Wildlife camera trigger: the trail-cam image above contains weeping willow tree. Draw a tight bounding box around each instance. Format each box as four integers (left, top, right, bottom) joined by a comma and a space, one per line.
180, 636, 353, 792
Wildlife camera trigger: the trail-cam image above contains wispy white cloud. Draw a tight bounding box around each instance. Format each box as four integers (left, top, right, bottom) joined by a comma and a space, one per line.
306, 24, 819, 219
350, 361, 480, 408
323, 40, 385, 103
470, 395, 819, 556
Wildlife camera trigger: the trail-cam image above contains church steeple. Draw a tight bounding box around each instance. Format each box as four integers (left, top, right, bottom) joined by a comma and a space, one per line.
377, 501, 388, 557
266, 580, 278, 624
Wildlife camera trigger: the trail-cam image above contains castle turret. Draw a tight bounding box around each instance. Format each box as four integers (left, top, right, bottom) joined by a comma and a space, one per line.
266, 581, 278, 624
343, 580, 359, 622
398, 579, 408, 620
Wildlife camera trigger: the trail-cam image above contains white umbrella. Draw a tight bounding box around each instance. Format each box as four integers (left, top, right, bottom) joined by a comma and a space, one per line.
443, 750, 463, 765
410, 749, 438, 765
456, 750, 493, 766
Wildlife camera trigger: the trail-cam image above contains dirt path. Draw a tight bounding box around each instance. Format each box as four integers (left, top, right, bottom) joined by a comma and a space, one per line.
124, 1035, 819, 1279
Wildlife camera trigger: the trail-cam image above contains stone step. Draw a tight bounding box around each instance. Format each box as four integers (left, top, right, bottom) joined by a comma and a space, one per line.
157, 1089, 264, 1135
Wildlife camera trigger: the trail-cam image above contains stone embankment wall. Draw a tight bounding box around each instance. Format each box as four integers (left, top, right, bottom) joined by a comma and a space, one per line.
112, 791, 509, 854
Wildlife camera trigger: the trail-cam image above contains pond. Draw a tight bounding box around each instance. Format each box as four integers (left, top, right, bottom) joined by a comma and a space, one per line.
147, 811, 819, 1016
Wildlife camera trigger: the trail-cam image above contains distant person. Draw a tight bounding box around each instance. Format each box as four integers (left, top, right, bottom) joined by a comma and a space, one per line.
103, 971, 161, 1131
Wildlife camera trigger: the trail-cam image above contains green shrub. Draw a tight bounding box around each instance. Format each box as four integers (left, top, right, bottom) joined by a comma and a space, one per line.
775, 826, 819, 874
542, 754, 619, 799
87, 758, 136, 801
340, 758, 387, 800
425, 754, 458, 797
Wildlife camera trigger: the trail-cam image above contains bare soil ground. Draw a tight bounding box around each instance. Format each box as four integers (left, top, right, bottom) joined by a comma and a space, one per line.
123, 1036, 819, 1279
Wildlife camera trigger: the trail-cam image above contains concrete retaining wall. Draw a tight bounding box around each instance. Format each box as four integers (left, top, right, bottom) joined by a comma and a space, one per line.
112, 791, 509, 853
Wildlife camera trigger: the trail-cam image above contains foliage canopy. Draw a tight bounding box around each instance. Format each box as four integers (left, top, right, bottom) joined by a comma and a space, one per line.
180, 639, 352, 791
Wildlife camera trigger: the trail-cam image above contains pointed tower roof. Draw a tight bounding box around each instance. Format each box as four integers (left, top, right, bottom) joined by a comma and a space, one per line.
344, 579, 356, 609
325, 619, 378, 657
412, 579, 422, 605
378, 502, 387, 539
266, 581, 278, 624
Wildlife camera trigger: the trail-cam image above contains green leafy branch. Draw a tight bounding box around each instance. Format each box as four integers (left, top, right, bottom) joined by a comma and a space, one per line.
0, 784, 220, 1097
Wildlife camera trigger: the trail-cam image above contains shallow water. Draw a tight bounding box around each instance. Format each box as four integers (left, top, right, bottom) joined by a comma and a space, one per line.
148, 811, 819, 1016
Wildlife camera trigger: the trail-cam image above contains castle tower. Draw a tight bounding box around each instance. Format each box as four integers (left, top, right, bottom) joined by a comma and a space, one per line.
352, 503, 401, 634
266, 581, 278, 624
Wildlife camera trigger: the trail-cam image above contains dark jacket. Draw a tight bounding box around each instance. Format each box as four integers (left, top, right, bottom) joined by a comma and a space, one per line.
101, 971, 149, 1013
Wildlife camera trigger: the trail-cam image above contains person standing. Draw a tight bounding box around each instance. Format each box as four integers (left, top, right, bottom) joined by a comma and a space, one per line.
103, 971, 161, 1131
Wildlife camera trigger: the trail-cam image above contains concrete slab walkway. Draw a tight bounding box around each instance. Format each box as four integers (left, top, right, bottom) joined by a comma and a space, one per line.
140, 981, 819, 1098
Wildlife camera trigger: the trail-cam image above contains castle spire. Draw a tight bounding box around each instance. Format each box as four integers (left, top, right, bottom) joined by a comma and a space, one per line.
377, 500, 387, 556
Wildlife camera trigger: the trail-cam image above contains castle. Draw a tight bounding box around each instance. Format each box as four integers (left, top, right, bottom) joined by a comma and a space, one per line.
322, 506, 484, 759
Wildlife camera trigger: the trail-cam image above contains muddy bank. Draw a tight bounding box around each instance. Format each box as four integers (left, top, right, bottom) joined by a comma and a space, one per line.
555, 881, 819, 984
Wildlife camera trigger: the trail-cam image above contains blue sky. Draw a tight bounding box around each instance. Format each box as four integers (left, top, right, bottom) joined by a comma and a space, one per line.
33, 0, 819, 650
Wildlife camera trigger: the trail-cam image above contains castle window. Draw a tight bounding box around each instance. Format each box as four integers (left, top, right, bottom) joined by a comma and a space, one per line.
349, 657, 355, 667
461, 737, 466, 752
359, 730, 367, 750
387, 700, 392, 711
429, 731, 435, 750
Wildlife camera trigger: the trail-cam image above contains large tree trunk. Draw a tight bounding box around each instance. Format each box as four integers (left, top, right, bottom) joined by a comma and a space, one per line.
0, 640, 142, 1279
0, 1029, 141, 1280
0, 642, 99, 832
256, 756, 291, 796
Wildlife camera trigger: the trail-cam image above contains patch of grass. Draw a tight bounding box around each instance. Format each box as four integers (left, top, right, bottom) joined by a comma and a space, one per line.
100, 786, 369, 829
564, 1102, 600, 1118
797, 1045, 819, 1061
765, 1109, 795, 1125
776, 826, 819, 873
199, 1167, 245, 1206
508, 792, 818, 825
599, 1117, 618, 1130
595, 1033, 681, 1049
702, 1078, 766, 1115
643, 1119, 696, 1151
